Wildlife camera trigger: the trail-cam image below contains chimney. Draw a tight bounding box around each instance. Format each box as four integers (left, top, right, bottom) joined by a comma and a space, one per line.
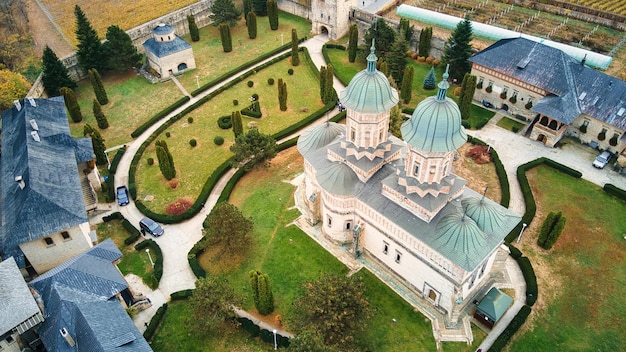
27, 97, 36, 107
60, 328, 76, 347
13, 100, 21, 111
15, 176, 26, 190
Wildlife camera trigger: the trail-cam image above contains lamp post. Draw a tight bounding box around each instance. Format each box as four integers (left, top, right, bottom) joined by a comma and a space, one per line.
146, 248, 154, 267
195, 75, 200, 88
516, 223, 528, 243
272, 329, 277, 350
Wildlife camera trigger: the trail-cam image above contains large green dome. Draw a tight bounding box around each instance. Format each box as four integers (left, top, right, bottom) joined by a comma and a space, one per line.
339, 43, 399, 114
297, 122, 344, 156
401, 68, 466, 152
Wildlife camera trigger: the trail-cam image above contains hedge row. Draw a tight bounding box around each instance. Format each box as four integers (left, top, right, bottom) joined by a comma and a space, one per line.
122, 219, 141, 245
188, 239, 207, 279
488, 305, 531, 352
322, 44, 350, 87
108, 146, 126, 174
507, 244, 522, 259
135, 239, 163, 282
467, 136, 510, 207
170, 289, 194, 300
143, 303, 168, 342
130, 96, 191, 138
301, 47, 320, 79
106, 173, 115, 203
102, 211, 123, 222
241, 101, 261, 118
603, 183, 626, 201
237, 317, 290, 348
516, 256, 537, 306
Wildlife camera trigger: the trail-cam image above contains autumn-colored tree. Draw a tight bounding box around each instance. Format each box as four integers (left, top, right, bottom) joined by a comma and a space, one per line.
92, 99, 109, 129
0, 69, 29, 111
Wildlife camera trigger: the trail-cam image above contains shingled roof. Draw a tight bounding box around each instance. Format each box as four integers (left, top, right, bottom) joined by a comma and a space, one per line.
0, 97, 94, 267
0, 257, 43, 336
143, 36, 192, 58
470, 37, 626, 129
29, 239, 152, 352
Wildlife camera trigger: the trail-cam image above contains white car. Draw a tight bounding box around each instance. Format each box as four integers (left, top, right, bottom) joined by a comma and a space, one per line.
592, 151, 611, 169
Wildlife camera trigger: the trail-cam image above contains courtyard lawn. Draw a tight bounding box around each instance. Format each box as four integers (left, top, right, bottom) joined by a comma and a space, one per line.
135, 55, 324, 212
511, 165, 626, 351
177, 12, 313, 91
326, 48, 494, 129
97, 220, 158, 289
497, 116, 525, 132
154, 147, 486, 352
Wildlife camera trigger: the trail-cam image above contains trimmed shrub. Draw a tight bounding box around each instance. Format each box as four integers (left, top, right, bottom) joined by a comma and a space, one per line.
187, 117, 193, 123
288, 68, 294, 75
108, 146, 126, 174
241, 101, 262, 118
247, 80, 254, 87
189, 139, 197, 147
103, 212, 123, 222
489, 305, 532, 352
233, 99, 239, 105
135, 239, 163, 281
237, 317, 261, 337
268, 78, 275, 85
122, 219, 141, 245
252, 93, 259, 100
166, 131, 171, 138
147, 158, 154, 165
170, 289, 194, 300
214, 136, 224, 145
218, 115, 232, 129
603, 183, 626, 201
508, 244, 522, 259
143, 303, 168, 341
517, 256, 538, 306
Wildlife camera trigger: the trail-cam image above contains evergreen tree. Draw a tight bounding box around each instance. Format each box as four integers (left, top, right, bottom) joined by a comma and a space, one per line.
378, 59, 388, 76
102, 25, 142, 72
252, 0, 267, 16
387, 33, 408, 86
83, 124, 107, 165
243, 0, 253, 19
278, 78, 287, 111
291, 29, 299, 66
249, 270, 261, 309
399, 18, 414, 43
257, 273, 274, 315
155, 139, 176, 180
322, 64, 337, 104
210, 0, 242, 27
423, 67, 436, 90
60, 87, 83, 123
400, 66, 414, 104
203, 202, 253, 255
92, 99, 109, 129
42, 46, 76, 96
364, 18, 396, 57
319, 65, 327, 103
230, 129, 277, 171
459, 73, 477, 120
418, 27, 432, 57
348, 24, 358, 63
389, 104, 403, 138
442, 15, 473, 82
267, 0, 279, 30
246, 11, 257, 39
88, 69, 108, 105
188, 15, 200, 42
232, 110, 243, 138
74, 5, 104, 72
219, 24, 233, 52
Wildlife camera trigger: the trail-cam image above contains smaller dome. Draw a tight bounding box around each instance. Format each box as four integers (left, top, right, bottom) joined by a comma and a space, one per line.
297, 122, 344, 156
153, 23, 174, 35
317, 162, 361, 196
462, 197, 507, 233
435, 212, 486, 255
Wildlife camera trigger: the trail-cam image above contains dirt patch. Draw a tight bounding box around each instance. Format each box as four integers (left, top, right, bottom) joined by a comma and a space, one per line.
25, 0, 74, 57
453, 143, 502, 202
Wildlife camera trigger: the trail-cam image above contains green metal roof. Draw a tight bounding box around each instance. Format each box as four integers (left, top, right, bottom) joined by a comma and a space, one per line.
477, 287, 514, 322
462, 197, 507, 234
434, 212, 488, 270
297, 122, 344, 156
317, 161, 362, 196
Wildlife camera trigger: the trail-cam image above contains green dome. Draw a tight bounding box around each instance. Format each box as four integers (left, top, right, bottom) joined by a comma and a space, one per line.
401, 67, 466, 152
318, 162, 361, 196
297, 122, 344, 156
434, 211, 487, 270
462, 197, 507, 233
339, 42, 399, 114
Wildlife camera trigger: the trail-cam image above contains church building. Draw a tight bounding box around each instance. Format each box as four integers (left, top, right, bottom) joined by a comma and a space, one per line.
296, 45, 521, 333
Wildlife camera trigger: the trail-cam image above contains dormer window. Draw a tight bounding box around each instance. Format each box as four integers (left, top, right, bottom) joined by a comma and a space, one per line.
44, 237, 54, 247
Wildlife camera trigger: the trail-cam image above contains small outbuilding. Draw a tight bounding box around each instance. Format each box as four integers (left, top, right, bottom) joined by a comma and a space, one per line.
474, 287, 514, 329
143, 23, 196, 78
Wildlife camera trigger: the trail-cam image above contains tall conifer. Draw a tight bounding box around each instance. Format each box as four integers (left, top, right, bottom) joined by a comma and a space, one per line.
42, 46, 76, 96
89, 69, 108, 105
60, 87, 83, 123
93, 99, 109, 129
74, 5, 103, 72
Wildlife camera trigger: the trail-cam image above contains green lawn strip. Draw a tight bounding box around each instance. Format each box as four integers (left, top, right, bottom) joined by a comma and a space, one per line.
510, 165, 626, 351
496, 116, 525, 132
71, 75, 183, 147
176, 12, 313, 92
96, 220, 158, 289
135, 57, 323, 212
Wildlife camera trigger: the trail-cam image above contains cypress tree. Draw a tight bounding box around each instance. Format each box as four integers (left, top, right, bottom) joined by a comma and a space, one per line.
253, 0, 267, 16
324, 64, 337, 104
389, 104, 403, 138
155, 140, 176, 180
278, 78, 287, 111
399, 18, 414, 42
249, 270, 261, 309
92, 99, 109, 129
545, 214, 566, 249
243, 0, 252, 19
400, 66, 414, 104
348, 24, 358, 63
232, 110, 243, 138
42, 46, 76, 96
83, 124, 107, 165
378, 60, 388, 76
257, 273, 274, 315
102, 25, 142, 72
267, 0, 278, 30
291, 29, 299, 66
423, 67, 436, 90
74, 5, 104, 72
188, 15, 200, 42
246, 11, 257, 39
219, 24, 232, 53
89, 69, 108, 105
419, 27, 433, 57
60, 87, 83, 123
319, 65, 327, 103
459, 73, 477, 120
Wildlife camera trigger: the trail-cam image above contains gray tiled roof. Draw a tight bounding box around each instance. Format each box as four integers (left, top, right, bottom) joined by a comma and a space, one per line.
470, 37, 626, 129
0, 257, 42, 335
0, 97, 93, 267
143, 36, 192, 58
30, 239, 152, 352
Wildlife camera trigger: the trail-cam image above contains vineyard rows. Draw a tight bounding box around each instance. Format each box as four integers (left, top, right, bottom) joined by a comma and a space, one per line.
570, 0, 626, 16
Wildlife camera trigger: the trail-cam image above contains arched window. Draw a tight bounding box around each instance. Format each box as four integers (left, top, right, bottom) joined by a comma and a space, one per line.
548, 120, 558, 130
540, 116, 549, 126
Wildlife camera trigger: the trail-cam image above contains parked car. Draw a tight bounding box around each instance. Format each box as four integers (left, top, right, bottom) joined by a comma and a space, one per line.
116, 186, 129, 206
139, 217, 165, 237
592, 150, 612, 169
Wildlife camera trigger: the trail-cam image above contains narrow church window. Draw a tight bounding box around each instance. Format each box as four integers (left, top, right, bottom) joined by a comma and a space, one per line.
351, 128, 356, 142
428, 290, 437, 301
379, 130, 384, 142
346, 222, 351, 230
321, 13, 323, 18
383, 242, 388, 254
468, 273, 476, 288
44, 237, 54, 246
395, 251, 402, 263
327, 216, 332, 227
479, 261, 488, 278
413, 163, 420, 176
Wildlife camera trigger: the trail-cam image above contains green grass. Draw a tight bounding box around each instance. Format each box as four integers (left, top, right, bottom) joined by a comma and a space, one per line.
135, 55, 323, 212
510, 165, 626, 351
497, 116, 525, 132
97, 220, 158, 288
